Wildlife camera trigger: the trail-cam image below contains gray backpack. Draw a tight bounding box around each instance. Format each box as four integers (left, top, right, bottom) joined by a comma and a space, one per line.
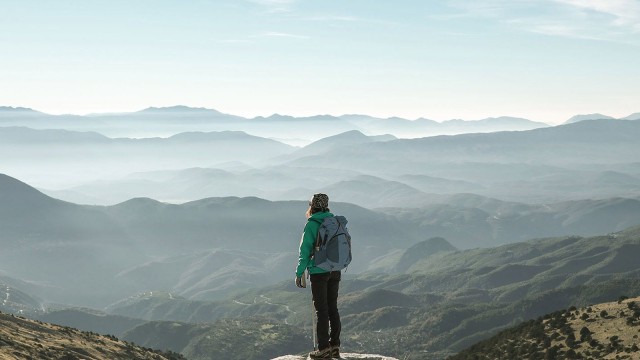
311, 216, 352, 271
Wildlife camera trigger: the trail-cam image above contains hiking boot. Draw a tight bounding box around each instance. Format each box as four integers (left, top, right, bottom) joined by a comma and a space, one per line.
309, 347, 332, 359
331, 346, 340, 358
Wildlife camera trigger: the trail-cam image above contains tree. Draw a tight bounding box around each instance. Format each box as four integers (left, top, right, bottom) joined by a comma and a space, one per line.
566, 332, 576, 348
580, 326, 592, 342
545, 345, 560, 360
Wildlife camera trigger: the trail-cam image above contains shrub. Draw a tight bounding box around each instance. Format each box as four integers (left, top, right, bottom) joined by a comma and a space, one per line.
580, 326, 592, 342
610, 335, 619, 342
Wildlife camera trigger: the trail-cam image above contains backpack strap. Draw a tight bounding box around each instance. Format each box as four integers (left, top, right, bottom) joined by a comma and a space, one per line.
309, 216, 332, 255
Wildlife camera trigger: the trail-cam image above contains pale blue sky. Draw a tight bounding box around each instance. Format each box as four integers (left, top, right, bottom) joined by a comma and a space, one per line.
1, 0, 639, 124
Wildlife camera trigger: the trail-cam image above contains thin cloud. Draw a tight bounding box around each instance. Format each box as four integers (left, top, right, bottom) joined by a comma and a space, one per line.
447, 0, 640, 44
306, 15, 360, 22
254, 31, 309, 39
540, 0, 640, 43
555, 0, 640, 27
518, 20, 610, 41
250, 0, 296, 6
249, 0, 297, 13
218, 39, 253, 44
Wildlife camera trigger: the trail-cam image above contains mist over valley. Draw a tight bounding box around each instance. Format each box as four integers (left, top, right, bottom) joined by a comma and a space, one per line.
2, 107, 640, 359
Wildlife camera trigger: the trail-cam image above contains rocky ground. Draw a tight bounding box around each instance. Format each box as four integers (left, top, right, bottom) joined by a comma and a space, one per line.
272, 353, 399, 360
0, 311, 181, 360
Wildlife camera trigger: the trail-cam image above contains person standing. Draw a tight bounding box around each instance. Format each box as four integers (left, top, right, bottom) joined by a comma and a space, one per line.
295, 193, 342, 359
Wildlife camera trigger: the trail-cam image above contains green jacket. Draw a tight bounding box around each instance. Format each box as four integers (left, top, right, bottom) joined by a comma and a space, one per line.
295, 211, 334, 277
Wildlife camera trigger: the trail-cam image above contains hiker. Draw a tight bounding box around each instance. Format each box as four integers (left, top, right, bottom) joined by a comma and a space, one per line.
295, 193, 342, 359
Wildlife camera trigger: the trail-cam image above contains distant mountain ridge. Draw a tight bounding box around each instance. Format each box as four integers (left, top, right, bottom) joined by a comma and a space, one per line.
3, 103, 639, 128
0, 104, 553, 143
563, 113, 615, 124
138, 105, 224, 114
0, 126, 110, 143
0, 106, 40, 113
0, 126, 296, 187
623, 112, 640, 120
563, 112, 640, 124
285, 120, 640, 171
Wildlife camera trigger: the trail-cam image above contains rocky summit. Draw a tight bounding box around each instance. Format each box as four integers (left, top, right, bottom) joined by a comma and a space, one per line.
272, 353, 399, 360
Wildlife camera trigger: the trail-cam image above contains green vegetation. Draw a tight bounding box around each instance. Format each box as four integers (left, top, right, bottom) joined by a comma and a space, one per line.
90, 225, 640, 359
123, 317, 308, 360
449, 297, 640, 360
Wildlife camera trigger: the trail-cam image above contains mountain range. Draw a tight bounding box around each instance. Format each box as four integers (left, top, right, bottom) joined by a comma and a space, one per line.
2, 169, 639, 359
0, 105, 551, 143
23, 225, 640, 359
3, 119, 633, 205
563, 113, 615, 124
3, 104, 640, 359
0, 126, 296, 188
4, 172, 640, 307
0, 174, 423, 306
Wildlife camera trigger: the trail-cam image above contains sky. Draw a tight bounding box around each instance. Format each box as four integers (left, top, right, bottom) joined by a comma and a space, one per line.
1, 0, 639, 124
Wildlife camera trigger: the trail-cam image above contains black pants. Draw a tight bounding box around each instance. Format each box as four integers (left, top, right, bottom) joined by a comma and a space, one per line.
311, 271, 341, 350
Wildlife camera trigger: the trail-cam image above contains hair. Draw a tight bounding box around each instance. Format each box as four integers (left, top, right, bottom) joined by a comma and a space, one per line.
309, 205, 330, 215
309, 193, 330, 214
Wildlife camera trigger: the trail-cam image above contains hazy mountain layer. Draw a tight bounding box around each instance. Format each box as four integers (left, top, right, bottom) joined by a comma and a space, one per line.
381, 196, 640, 248
0, 105, 550, 142
44, 122, 640, 206
4, 172, 640, 308
0, 126, 295, 188
0, 174, 422, 307
563, 113, 615, 124
49, 163, 640, 206
0, 280, 43, 315
285, 120, 640, 171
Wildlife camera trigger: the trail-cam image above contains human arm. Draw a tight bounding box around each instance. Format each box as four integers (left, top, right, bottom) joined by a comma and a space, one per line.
295, 221, 317, 278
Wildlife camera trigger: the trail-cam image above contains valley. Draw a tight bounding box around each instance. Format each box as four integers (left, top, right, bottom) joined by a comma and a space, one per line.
1, 109, 640, 359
